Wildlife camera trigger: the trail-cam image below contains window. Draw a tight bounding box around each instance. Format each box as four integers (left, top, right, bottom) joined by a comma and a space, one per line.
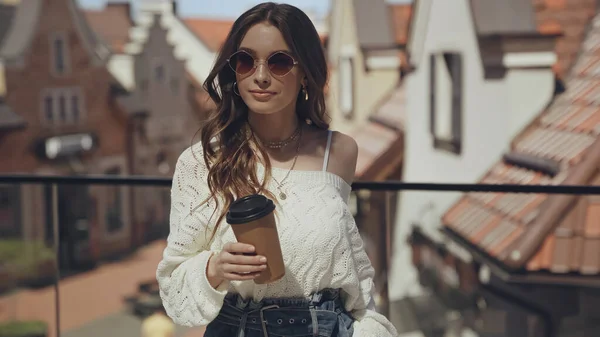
71, 95, 80, 121
105, 167, 124, 233
0, 185, 21, 238
59, 94, 67, 122
54, 38, 65, 73
44, 96, 54, 124
41, 87, 85, 126
154, 64, 165, 82
339, 56, 354, 119
429, 52, 463, 154
50, 32, 69, 76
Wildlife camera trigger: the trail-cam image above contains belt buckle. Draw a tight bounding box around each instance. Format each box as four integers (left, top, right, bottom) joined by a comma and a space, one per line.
259, 304, 279, 337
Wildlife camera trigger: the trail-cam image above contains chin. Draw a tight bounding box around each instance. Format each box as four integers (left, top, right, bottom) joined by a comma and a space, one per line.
245, 102, 281, 115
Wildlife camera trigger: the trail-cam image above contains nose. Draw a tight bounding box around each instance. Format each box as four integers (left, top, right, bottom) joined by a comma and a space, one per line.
253, 62, 271, 86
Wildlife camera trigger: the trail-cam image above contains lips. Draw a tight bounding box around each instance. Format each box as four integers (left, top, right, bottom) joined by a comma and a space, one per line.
249, 90, 276, 95
249, 90, 276, 101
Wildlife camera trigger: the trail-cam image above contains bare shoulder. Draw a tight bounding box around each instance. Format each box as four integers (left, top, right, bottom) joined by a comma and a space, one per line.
328, 131, 358, 184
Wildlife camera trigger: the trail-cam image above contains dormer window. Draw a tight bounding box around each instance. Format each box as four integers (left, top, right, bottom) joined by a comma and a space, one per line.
339, 55, 354, 119
429, 52, 463, 154
50, 32, 70, 76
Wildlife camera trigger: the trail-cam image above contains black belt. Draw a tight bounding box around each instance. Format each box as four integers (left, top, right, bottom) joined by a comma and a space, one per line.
217, 289, 343, 337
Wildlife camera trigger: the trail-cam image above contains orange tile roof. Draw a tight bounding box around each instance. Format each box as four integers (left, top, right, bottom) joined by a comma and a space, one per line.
183, 17, 329, 52
84, 4, 133, 54
352, 122, 398, 177
442, 10, 600, 279
349, 86, 405, 179
183, 18, 234, 52
532, 0, 598, 78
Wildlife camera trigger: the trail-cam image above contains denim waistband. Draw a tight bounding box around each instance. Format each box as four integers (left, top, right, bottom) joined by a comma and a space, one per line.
217, 288, 346, 337
223, 288, 342, 310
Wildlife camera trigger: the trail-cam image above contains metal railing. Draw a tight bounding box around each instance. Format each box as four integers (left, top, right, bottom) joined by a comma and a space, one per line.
1, 174, 599, 337
3, 173, 600, 193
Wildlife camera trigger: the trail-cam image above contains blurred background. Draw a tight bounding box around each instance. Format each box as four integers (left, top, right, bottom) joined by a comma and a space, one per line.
0, 0, 599, 337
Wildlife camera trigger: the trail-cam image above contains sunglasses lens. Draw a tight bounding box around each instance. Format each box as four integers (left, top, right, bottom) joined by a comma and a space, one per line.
229, 52, 255, 75
268, 53, 295, 76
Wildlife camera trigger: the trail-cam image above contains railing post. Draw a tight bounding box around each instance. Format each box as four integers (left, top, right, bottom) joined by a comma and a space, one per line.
379, 190, 393, 318
51, 183, 61, 337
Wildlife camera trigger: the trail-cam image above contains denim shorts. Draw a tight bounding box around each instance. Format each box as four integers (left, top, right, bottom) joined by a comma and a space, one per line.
204, 288, 355, 337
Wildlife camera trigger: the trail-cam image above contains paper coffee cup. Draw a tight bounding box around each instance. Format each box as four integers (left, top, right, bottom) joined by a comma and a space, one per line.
226, 194, 285, 284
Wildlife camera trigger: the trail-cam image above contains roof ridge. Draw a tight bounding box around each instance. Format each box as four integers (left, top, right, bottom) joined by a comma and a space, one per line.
500, 136, 600, 270
0, 0, 110, 64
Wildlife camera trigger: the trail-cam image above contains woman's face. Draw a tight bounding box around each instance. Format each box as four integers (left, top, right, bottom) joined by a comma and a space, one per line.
232, 22, 305, 115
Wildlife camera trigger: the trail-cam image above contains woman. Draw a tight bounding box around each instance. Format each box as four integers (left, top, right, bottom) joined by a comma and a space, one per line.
156, 2, 398, 337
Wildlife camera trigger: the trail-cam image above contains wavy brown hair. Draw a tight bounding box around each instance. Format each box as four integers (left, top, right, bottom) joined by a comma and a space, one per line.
197, 2, 329, 240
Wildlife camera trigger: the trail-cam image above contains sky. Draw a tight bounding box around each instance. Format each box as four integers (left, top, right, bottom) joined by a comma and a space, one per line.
78, 0, 413, 18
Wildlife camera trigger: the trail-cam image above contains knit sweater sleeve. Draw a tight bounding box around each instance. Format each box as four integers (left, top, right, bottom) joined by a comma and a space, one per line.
342, 209, 399, 337
156, 147, 228, 327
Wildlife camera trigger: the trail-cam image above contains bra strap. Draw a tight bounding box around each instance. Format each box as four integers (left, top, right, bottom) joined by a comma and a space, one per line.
322, 130, 333, 172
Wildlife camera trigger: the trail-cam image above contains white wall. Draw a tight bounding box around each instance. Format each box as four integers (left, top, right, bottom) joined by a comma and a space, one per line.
388, 0, 555, 300
107, 54, 135, 90
159, 14, 217, 83
506, 68, 555, 138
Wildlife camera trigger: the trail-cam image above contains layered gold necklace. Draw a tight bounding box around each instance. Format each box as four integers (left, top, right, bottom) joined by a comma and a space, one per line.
270, 126, 302, 200
250, 123, 303, 200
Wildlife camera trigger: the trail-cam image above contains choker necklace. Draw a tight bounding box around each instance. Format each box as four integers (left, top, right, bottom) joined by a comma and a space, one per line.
260, 124, 302, 149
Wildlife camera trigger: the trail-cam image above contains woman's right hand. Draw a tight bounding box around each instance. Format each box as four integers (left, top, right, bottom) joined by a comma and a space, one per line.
206, 242, 267, 288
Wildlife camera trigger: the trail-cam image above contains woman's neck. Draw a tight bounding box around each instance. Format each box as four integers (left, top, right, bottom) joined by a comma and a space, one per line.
247, 110, 299, 143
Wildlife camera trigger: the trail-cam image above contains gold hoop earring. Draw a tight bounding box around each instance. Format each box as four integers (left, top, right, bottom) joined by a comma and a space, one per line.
233, 82, 241, 96
302, 86, 309, 101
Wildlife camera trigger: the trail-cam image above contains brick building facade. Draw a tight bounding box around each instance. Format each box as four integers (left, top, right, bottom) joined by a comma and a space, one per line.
0, 0, 145, 270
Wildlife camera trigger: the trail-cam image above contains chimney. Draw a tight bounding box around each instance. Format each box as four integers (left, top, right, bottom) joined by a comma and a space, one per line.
137, 0, 174, 14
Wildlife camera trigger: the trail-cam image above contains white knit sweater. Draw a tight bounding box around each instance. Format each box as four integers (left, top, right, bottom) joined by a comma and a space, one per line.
156, 145, 398, 337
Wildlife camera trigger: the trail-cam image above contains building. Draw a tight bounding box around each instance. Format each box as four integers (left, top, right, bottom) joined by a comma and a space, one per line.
327, 0, 411, 315
438, 3, 600, 337
392, 0, 557, 302
0, 0, 147, 272
394, 0, 600, 336
84, 1, 221, 245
